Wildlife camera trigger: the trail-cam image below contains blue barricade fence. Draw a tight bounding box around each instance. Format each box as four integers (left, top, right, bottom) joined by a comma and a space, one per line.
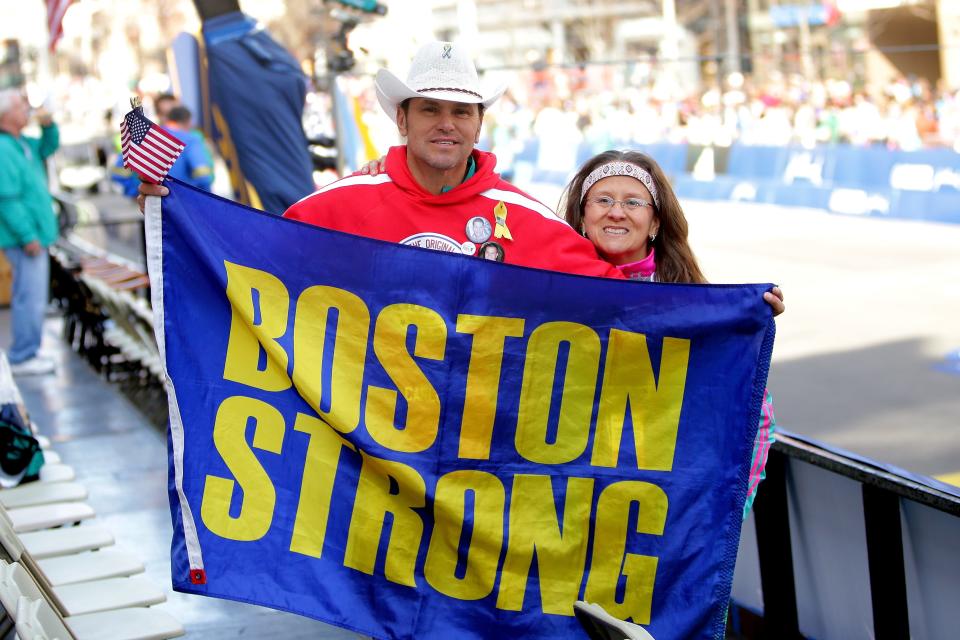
508, 141, 960, 225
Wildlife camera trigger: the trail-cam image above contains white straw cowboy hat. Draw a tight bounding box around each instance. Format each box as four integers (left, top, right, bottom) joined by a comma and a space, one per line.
375, 41, 505, 124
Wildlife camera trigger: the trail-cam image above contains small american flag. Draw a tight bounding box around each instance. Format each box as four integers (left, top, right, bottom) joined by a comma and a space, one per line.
120, 103, 185, 185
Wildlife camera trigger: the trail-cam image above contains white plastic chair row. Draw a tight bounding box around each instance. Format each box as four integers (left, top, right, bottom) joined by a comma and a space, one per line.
3, 560, 183, 640
2, 434, 89, 533
0, 356, 183, 638
0, 482, 183, 639
79, 277, 163, 380
4, 439, 114, 560
0, 512, 160, 609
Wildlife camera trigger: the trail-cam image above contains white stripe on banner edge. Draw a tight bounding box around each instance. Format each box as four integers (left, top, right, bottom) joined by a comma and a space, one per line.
144, 196, 205, 575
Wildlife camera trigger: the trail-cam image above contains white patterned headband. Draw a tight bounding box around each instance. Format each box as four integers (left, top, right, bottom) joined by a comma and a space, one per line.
580, 161, 660, 209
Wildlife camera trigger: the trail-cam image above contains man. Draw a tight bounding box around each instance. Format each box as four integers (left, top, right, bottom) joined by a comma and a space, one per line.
153, 92, 178, 122
0, 89, 59, 375
196, 0, 315, 213
163, 105, 215, 192
283, 41, 622, 278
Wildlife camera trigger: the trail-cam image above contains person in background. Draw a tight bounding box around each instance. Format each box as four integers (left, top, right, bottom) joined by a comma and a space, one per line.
163, 105, 214, 192
0, 89, 60, 376
282, 40, 625, 278
560, 149, 777, 517
153, 92, 178, 122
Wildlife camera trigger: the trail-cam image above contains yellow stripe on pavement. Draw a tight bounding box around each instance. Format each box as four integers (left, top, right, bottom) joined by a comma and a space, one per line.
935, 472, 960, 487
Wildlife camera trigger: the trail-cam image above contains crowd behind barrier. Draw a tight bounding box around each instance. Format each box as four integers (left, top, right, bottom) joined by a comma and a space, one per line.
497, 73, 958, 149
316, 69, 960, 224
506, 139, 960, 225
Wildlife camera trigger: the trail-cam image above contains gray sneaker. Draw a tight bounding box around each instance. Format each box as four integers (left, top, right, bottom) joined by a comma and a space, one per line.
10, 356, 56, 376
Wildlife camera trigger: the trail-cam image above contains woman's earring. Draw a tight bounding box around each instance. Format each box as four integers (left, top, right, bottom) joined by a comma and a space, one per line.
649, 232, 657, 242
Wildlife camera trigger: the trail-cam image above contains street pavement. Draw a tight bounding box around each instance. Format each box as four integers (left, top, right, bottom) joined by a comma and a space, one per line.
682, 199, 960, 480
72, 186, 960, 482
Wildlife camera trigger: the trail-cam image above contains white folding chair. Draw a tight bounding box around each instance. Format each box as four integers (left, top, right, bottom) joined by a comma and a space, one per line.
38, 450, 62, 465
0, 482, 87, 510
38, 465, 77, 484
4, 502, 95, 533
16, 596, 74, 640
19, 526, 115, 560
39, 552, 145, 587
0, 516, 157, 608
4, 561, 182, 640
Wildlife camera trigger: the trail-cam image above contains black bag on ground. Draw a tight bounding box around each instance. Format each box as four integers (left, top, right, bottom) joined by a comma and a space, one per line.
0, 402, 44, 487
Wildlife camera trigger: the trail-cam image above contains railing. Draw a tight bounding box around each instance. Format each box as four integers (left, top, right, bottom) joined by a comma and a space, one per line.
733, 431, 960, 640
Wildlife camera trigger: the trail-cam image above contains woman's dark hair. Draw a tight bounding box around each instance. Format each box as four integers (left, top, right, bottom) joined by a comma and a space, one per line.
559, 149, 707, 284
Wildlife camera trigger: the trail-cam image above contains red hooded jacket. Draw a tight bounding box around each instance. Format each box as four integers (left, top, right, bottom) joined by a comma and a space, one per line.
284, 146, 623, 279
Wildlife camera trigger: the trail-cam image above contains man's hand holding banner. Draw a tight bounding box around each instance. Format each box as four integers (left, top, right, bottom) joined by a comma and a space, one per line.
144, 180, 775, 640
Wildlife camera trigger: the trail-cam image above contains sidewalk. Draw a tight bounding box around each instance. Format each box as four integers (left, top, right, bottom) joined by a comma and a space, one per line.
0, 309, 362, 639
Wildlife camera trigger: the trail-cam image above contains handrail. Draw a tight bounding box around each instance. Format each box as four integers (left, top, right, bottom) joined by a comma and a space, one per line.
772, 433, 960, 516
748, 431, 960, 639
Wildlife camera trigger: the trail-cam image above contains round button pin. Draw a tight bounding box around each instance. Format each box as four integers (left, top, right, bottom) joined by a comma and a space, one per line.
478, 241, 504, 262
465, 216, 492, 244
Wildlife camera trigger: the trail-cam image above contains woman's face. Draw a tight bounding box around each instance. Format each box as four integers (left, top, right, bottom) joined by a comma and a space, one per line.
582, 175, 660, 265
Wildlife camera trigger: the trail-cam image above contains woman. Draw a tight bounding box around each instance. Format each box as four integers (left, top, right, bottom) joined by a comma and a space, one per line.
561, 149, 775, 517
560, 150, 703, 283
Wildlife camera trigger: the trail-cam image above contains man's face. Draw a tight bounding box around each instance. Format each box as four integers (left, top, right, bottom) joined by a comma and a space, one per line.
156, 97, 178, 121
0, 93, 29, 134
397, 98, 482, 174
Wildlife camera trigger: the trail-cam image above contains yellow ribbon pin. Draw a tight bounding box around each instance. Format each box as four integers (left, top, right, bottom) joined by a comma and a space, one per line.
493, 201, 513, 241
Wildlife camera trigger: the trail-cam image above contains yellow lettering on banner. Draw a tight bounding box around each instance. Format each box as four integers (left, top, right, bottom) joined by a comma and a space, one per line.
366, 304, 447, 453
592, 331, 690, 471
200, 396, 284, 541
424, 470, 505, 600
222, 262, 292, 391
515, 322, 600, 464
344, 452, 425, 587
584, 481, 667, 625
289, 413, 356, 558
455, 315, 525, 459
496, 475, 594, 615
292, 286, 369, 434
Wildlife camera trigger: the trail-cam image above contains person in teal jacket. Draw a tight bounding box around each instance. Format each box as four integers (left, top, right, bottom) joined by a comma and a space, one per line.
0, 89, 60, 376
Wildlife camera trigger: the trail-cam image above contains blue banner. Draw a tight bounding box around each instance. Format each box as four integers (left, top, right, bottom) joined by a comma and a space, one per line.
145, 180, 775, 640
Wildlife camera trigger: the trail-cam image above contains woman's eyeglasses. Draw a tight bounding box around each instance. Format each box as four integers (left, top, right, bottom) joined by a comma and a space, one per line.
585, 196, 652, 212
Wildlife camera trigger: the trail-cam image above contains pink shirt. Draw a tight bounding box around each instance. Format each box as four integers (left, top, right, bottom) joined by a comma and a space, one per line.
616, 249, 657, 281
